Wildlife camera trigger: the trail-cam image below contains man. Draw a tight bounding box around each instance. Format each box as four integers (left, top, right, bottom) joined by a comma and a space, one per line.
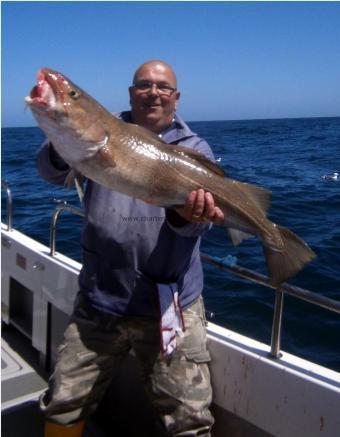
38, 60, 224, 437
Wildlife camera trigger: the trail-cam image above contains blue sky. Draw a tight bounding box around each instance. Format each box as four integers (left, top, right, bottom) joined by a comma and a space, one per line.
2, 1, 340, 127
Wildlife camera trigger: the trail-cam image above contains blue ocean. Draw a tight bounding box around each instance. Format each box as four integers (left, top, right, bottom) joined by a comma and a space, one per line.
2, 117, 340, 371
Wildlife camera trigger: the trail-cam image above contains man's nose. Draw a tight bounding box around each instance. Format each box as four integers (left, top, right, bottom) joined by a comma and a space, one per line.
148, 83, 159, 96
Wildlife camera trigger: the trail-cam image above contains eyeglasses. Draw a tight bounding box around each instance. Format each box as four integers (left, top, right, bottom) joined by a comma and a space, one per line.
132, 81, 177, 96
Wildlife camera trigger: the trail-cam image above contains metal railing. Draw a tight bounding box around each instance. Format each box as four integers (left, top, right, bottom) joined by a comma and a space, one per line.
49, 199, 85, 256
2, 183, 340, 361
201, 253, 340, 358
1, 180, 13, 231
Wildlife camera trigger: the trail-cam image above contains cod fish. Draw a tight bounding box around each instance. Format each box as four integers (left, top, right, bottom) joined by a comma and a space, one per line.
25, 68, 316, 286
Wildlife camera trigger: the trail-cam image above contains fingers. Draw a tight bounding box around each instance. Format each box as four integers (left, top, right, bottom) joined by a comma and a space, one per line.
211, 206, 225, 226
175, 189, 225, 224
181, 190, 198, 218
179, 189, 205, 220
203, 192, 216, 221
192, 189, 205, 219
190, 190, 225, 224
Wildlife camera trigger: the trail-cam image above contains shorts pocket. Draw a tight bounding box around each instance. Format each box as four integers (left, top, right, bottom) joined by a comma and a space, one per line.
179, 301, 211, 363
184, 348, 211, 363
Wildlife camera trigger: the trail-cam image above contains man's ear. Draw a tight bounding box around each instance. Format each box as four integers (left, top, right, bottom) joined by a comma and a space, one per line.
175, 91, 181, 109
128, 86, 134, 105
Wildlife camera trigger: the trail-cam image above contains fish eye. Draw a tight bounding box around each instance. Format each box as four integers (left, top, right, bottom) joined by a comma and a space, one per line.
68, 90, 79, 99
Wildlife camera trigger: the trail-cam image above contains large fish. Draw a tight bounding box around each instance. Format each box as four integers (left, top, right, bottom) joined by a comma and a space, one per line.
25, 67, 316, 286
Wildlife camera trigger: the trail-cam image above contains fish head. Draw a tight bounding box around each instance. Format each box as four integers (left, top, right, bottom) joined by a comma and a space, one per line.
25, 68, 109, 165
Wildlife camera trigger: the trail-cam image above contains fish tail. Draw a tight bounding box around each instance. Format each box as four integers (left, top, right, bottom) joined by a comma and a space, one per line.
263, 225, 316, 287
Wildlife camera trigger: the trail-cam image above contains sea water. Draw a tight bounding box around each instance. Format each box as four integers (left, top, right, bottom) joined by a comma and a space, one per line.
2, 117, 340, 371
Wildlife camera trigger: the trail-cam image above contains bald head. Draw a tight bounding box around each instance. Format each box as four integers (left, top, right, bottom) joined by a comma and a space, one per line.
129, 60, 180, 134
132, 60, 178, 89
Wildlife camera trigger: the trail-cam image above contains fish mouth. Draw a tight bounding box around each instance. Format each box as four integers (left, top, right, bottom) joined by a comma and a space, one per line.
25, 68, 61, 108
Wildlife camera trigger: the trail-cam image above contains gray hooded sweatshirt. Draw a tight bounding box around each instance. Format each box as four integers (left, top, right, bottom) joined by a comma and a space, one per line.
37, 112, 215, 318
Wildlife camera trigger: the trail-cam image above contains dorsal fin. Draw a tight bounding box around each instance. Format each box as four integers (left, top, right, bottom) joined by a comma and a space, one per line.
236, 181, 272, 214
170, 145, 226, 177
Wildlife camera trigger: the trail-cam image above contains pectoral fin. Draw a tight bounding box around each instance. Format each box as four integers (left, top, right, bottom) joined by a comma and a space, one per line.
65, 169, 85, 204
99, 146, 116, 168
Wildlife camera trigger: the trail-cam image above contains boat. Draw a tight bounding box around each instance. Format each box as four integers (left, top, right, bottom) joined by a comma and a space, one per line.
2, 181, 340, 436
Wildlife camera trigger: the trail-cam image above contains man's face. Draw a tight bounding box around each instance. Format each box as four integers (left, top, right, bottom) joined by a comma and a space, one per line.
129, 63, 180, 134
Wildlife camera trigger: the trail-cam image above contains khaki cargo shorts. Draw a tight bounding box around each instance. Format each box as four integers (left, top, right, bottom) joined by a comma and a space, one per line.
40, 293, 214, 436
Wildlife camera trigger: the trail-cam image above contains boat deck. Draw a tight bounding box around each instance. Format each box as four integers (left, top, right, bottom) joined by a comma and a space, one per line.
2, 324, 270, 437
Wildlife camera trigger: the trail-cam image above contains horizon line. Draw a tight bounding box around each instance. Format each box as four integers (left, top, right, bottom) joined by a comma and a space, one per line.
2, 114, 340, 130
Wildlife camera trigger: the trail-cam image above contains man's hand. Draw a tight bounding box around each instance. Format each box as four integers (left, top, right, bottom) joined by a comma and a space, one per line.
175, 189, 225, 225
